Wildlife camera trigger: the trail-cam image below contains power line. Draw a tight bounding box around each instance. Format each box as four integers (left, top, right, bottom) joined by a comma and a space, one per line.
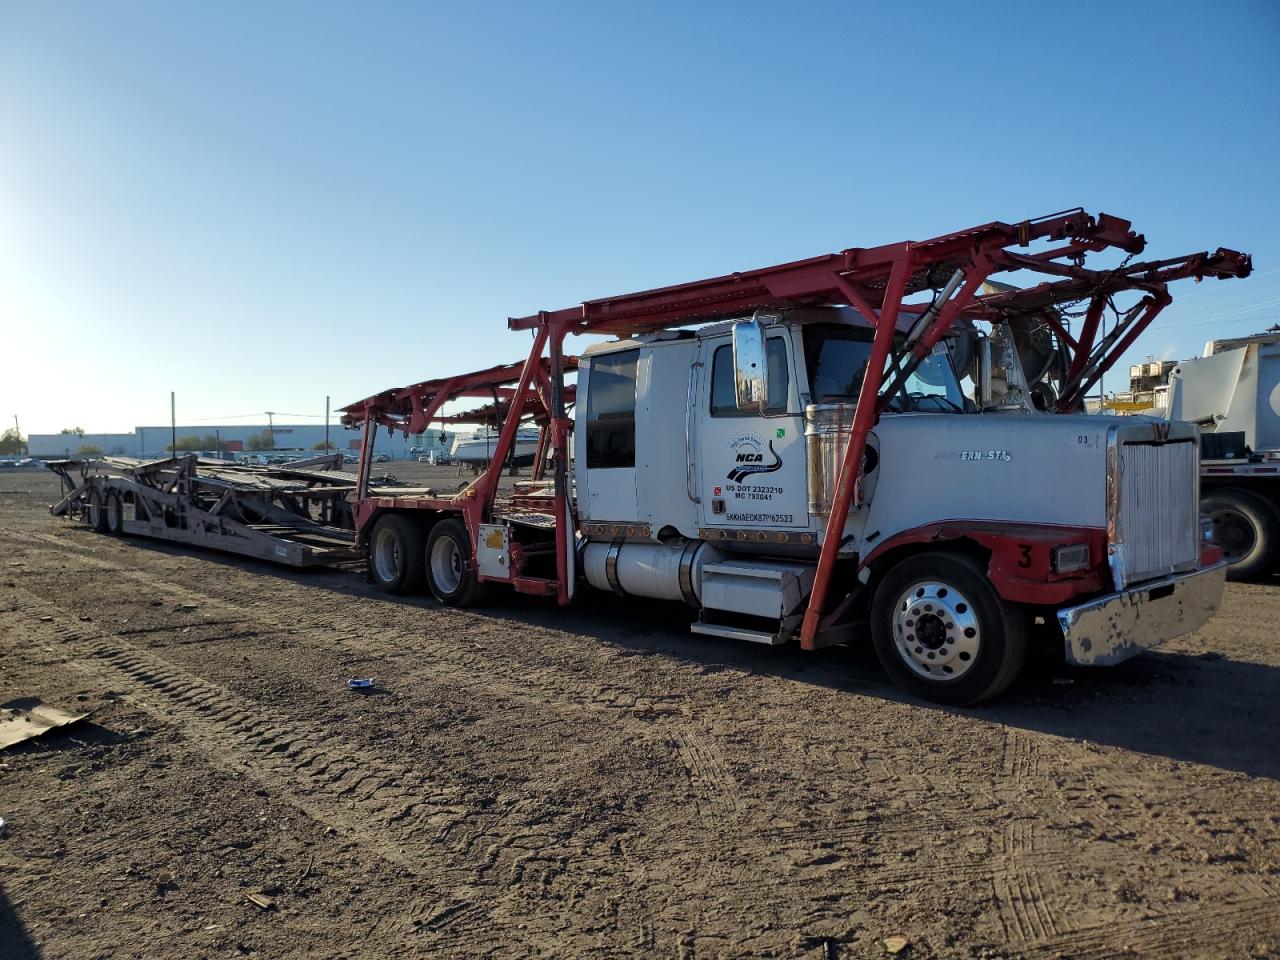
1172, 266, 1280, 300
189, 412, 325, 422
1173, 313, 1279, 330
1160, 295, 1280, 328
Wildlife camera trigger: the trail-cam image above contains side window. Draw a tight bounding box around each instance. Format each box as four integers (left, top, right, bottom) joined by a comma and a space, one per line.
585, 349, 639, 469
710, 337, 790, 416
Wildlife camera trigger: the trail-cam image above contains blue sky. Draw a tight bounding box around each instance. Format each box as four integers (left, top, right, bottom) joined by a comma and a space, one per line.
2, 1, 1278, 434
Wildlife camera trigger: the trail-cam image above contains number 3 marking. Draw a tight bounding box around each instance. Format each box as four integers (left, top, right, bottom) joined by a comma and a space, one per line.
1017, 544, 1032, 568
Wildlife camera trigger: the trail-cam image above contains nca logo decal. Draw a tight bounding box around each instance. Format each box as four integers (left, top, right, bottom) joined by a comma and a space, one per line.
727, 434, 782, 483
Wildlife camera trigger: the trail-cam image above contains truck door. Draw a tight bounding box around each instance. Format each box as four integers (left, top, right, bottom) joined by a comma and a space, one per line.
697, 333, 808, 530
580, 348, 641, 522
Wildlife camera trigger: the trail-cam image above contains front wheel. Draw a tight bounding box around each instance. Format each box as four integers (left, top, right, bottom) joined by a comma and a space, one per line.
870, 551, 1027, 705
426, 518, 488, 607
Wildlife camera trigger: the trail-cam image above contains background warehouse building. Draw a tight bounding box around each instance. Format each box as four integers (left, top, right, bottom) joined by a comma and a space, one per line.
27, 423, 458, 460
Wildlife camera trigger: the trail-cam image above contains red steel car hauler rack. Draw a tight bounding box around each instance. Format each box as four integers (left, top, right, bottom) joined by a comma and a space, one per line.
341, 208, 1251, 646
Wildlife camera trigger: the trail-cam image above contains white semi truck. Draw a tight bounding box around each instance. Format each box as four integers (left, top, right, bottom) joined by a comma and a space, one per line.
62, 210, 1247, 705
570, 307, 1224, 705
1164, 330, 1280, 577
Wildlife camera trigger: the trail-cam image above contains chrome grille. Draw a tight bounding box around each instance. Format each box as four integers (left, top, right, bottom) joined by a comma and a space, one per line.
1112, 437, 1199, 587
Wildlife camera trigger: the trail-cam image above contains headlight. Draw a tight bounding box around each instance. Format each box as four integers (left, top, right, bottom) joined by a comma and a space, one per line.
1051, 543, 1091, 574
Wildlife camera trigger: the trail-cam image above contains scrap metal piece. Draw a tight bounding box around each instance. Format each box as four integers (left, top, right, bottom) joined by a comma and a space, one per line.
0, 699, 91, 750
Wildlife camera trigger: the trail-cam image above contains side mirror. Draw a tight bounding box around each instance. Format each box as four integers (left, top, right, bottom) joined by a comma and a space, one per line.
732, 315, 769, 414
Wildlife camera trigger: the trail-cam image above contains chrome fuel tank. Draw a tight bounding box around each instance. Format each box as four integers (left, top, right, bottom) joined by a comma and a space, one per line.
804, 402, 855, 516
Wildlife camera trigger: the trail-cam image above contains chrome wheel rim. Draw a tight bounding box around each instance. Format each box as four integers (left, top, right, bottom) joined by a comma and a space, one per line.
372, 528, 402, 583
430, 535, 463, 594
892, 580, 981, 680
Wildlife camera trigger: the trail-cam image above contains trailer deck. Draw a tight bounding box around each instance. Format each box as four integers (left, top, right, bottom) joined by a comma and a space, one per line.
48, 454, 364, 568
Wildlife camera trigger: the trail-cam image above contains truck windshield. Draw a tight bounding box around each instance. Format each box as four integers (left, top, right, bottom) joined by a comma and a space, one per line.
802, 324, 965, 413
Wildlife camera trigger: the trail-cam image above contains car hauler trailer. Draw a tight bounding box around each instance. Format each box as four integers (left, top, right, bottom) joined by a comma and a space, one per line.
48, 454, 364, 568
341, 209, 1250, 704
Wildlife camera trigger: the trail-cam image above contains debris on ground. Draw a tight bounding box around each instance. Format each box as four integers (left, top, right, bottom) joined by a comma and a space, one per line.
246, 892, 277, 911
883, 935, 909, 954
0, 698, 92, 750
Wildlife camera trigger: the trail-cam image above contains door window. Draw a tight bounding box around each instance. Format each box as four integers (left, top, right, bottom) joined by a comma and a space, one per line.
585, 349, 639, 469
710, 337, 790, 416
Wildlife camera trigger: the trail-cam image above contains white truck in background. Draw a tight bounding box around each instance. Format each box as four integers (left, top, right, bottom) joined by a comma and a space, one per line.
1165, 329, 1280, 577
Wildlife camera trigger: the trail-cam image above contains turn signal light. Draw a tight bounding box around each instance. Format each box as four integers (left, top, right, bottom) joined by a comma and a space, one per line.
1051, 543, 1090, 573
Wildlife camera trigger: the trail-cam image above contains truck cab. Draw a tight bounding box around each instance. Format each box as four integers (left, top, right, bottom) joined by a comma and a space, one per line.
573, 305, 1223, 703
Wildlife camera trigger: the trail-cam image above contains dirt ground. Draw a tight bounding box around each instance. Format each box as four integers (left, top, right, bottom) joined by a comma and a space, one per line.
1, 466, 1278, 960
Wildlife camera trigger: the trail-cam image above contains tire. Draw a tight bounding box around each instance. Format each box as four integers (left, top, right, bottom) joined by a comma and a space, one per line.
426, 518, 488, 607
870, 551, 1028, 705
104, 490, 125, 535
85, 487, 109, 533
1202, 487, 1277, 580
367, 514, 426, 595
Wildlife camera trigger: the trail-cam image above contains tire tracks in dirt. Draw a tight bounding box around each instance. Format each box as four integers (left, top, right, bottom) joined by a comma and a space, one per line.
1015, 897, 1278, 959
5, 585, 638, 955
10, 528, 751, 843
987, 725, 1069, 947
11, 524, 1280, 956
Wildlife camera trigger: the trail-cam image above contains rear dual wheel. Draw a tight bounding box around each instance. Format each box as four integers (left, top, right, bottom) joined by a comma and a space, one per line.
426, 518, 487, 607
368, 514, 487, 607
84, 487, 109, 533
368, 515, 425, 594
104, 491, 125, 535
871, 551, 1028, 705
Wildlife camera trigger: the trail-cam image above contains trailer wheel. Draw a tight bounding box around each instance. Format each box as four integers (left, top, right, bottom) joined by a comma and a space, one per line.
84, 487, 109, 533
1203, 487, 1277, 580
870, 551, 1027, 705
368, 514, 426, 595
426, 518, 488, 607
104, 490, 125, 536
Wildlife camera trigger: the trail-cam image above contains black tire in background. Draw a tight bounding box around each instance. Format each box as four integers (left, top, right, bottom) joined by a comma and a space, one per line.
870, 551, 1028, 705
1202, 487, 1278, 580
425, 518, 488, 607
367, 514, 426, 595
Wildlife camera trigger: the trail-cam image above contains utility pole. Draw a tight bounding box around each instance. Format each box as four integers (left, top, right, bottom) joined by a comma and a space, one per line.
13, 414, 23, 455
324, 396, 330, 454
265, 411, 275, 450
171, 392, 177, 456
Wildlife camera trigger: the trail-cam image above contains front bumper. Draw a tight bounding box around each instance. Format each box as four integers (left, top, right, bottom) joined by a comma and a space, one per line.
1056, 561, 1227, 666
